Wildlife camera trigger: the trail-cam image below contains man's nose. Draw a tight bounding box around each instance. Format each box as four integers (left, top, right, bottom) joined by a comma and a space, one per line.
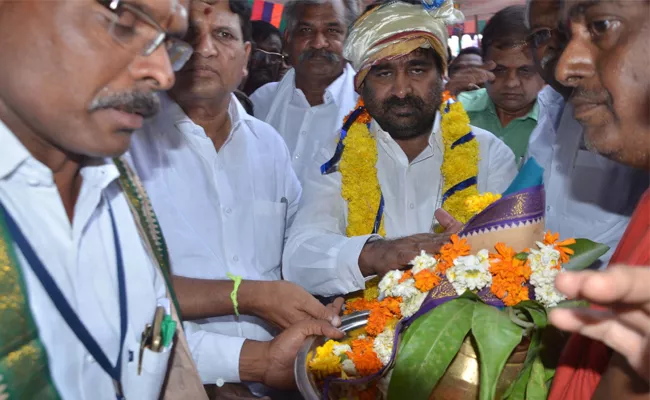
129, 44, 175, 91
555, 22, 596, 88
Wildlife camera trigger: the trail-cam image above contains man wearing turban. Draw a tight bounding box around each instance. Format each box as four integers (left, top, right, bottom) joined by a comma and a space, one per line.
283, 0, 518, 296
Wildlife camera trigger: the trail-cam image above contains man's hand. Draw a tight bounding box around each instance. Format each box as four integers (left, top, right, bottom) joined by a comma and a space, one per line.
239, 319, 345, 389
549, 266, 650, 382
445, 61, 496, 97
358, 233, 451, 277
240, 281, 342, 329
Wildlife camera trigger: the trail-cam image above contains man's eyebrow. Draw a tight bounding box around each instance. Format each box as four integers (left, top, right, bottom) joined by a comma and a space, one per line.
566, 0, 625, 19
407, 59, 434, 67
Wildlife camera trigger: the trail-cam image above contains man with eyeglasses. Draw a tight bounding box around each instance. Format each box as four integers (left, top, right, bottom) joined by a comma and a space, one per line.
524, 0, 646, 270
454, 5, 546, 165
241, 21, 286, 96
0, 0, 207, 399
250, 0, 360, 184
127, 0, 344, 396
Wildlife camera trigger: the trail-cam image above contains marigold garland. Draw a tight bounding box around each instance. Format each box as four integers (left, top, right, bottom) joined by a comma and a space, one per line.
489, 243, 532, 306
346, 337, 383, 376
338, 93, 480, 238
436, 234, 471, 275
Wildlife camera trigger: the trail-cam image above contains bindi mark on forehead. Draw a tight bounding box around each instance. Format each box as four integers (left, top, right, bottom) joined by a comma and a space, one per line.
204, 7, 212, 16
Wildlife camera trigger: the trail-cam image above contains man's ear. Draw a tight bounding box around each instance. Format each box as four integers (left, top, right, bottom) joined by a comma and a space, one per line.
355, 81, 363, 96
242, 41, 252, 78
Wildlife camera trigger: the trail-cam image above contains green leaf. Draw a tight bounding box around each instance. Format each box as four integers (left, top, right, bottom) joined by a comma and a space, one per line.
563, 238, 610, 271
514, 301, 548, 328
515, 252, 530, 261
526, 355, 549, 400
387, 298, 476, 400
472, 302, 524, 400
503, 330, 540, 400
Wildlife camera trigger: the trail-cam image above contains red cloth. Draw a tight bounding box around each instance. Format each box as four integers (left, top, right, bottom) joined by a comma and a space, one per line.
548, 189, 650, 400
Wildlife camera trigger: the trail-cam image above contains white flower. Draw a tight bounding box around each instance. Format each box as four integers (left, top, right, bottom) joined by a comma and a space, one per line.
390, 278, 420, 300
446, 250, 492, 295
342, 359, 357, 376
357, 334, 367, 340
530, 265, 560, 287
410, 250, 438, 275
332, 343, 352, 357
534, 283, 566, 308
528, 243, 561, 273
373, 327, 395, 366
400, 291, 427, 318
379, 270, 403, 296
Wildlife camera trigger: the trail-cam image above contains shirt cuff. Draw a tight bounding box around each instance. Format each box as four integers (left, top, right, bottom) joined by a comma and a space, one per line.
183, 321, 246, 385
337, 234, 381, 292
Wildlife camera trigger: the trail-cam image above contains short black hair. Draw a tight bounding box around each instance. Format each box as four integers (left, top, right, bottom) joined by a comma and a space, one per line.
457, 46, 481, 58
481, 5, 529, 60
251, 20, 281, 45
234, 90, 254, 115
228, 0, 252, 42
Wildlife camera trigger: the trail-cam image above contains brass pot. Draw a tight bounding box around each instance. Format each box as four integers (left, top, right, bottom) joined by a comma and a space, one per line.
429, 336, 530, 400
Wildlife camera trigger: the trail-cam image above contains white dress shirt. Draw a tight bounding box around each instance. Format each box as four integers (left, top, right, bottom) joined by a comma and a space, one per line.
283, 114, 518, 296
0, 120, 171, 399
527, 86, 648, 268
250, 64, 359, 183
127, 94, 301, 385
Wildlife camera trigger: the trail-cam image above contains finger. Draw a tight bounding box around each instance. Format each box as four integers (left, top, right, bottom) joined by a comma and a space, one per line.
549, 308, 645, 366
298, 319, 345, 339
327, 297, 345, 327
434, 208, 463, 233
556, 268, 650, 306
482, 60, 497, 71
300, 294, 336, 323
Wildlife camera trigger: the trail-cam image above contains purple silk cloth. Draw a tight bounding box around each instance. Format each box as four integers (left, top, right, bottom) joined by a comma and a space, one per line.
321, 186, 546, 397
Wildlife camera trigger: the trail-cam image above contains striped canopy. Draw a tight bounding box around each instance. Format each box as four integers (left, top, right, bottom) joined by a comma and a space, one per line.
249, 0, 286, 31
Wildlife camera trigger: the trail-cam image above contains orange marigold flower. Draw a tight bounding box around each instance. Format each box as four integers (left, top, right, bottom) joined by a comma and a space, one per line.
414, 269, 441, 292
358, 385, 378, 400
436, 234, 471, 275
399, 270, 413, 283
366, 297, 402, 336
344, 298, 375, 315
442, 90, 455, 103
543, 231, 576, 264
345, 97, 372, 124
489, 242, 532, 306
347, 338, 383, 376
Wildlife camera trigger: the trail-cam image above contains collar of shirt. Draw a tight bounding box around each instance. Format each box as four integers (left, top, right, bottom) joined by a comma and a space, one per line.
290, 63, 356, 108
460, 88, 539, 123
371, 111, 443, 166
161, 92, 259, 144
0, 118, 120, 189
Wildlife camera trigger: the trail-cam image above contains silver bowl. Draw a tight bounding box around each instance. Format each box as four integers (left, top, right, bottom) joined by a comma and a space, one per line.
294, 311, 371, 400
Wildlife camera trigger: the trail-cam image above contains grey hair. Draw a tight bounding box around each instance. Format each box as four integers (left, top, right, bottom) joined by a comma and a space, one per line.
524, 0, 533, 30
283, 0, 360, 37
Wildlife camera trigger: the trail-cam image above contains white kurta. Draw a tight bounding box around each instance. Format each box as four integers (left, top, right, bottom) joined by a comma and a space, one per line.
527, 86, 647, 268
283, 113, 518, 296
0, 120, 171, 399
250, 64, 359, 183
127, 94, 301, 384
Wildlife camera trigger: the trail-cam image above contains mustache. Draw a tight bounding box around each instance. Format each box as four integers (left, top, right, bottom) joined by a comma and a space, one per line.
88, 91, 160, 118
383, 95, 425, 113
298, 48, 341, 64
570, 87, 613, 106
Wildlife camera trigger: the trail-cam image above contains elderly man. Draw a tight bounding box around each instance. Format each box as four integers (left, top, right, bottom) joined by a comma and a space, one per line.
0, 0, 202, 398
250, 0, 360, 183
455, 5, 546, 164
128, 0, 343, 394
282, 0, 518, 297
524, 0, 646, 269
543, 0, 650, 398
241, 21, 285, 96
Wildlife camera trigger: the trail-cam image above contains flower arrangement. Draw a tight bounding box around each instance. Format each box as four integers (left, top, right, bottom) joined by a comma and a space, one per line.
307, 230, 608, 399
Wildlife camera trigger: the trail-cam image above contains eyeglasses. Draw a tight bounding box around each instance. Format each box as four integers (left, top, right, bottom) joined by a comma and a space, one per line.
526, 28, 563, 50
99, 0, 193, 71
253, 48, 286, 65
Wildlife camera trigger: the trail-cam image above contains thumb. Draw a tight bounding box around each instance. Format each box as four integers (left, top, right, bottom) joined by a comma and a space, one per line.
435, 208, 463, 233
298, 319, 345, 340
482, 60, 497, 71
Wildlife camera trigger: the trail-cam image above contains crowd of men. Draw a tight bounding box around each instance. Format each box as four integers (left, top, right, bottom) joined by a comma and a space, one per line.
0, 0, 647, 399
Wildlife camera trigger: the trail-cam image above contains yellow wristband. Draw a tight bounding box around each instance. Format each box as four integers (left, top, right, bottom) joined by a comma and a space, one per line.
227, 273, 242, 316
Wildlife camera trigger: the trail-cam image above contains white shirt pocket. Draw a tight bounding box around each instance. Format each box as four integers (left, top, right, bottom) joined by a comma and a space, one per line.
125, 345, 172, 399
253, 199, 287, 276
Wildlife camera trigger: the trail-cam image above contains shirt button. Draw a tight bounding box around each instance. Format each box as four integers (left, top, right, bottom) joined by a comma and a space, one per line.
216, 378, 225, 387
409, 203, 415, 210
300, 131, 306, 135
224, 207, 232, 215
294, 154, 300, 160
27, 178, 40, 187
546, 206, 552, 212
86, 354, 95, 363
555, 165, 561, 172
233, 255, 239, 262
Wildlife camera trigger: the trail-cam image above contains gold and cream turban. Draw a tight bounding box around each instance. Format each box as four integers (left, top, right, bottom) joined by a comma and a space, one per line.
344, 0, 464, 88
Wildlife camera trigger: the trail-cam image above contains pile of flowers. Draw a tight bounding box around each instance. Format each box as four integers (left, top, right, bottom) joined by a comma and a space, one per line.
308, 231, 576, 383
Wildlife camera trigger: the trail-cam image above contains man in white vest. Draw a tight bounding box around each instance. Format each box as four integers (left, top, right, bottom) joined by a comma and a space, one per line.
250, 0, 360, 183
